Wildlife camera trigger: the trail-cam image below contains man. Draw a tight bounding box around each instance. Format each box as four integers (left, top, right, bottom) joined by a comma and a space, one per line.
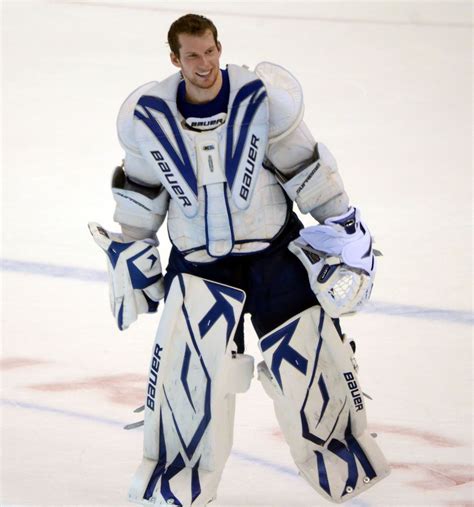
89, 14, 389, 507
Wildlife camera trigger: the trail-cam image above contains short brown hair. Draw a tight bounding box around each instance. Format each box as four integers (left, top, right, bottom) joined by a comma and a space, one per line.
168, 14, 219, 57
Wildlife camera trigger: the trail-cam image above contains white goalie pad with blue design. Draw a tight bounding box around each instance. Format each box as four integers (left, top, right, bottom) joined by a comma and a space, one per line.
258, 306, 389, 503
130, 66, 269, 260
88, 222, 164, 330
129, 274, 253, 507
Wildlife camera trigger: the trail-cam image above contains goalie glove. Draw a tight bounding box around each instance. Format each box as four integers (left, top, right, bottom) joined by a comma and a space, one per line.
88, 222, 165, 330
288, 207, 375, 317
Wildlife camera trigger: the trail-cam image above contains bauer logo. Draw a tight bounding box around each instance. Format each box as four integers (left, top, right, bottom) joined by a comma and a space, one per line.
150, 150, 192, 208
115, 192, 151, 211
146, 344, 164, 411
239, 134, 260, 201
296, 161, 320, 195
185, 114, 226, 131
343, 372, 364, 412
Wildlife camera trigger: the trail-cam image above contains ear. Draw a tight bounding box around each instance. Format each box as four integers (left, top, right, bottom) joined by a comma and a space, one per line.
170, 51, 181, 69
217, 41, 222, 56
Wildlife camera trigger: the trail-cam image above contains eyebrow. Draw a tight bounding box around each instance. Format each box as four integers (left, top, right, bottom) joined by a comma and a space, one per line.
184, 45, 216, 56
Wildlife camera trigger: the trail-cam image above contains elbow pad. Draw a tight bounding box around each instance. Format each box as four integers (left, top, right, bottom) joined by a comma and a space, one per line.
280, 143, 349, 221
112, 165, 169, 234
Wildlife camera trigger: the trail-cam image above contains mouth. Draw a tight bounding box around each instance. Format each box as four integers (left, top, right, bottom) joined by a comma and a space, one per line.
196, 70, 212, 78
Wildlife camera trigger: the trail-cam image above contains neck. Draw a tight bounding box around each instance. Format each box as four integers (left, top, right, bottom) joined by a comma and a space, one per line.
184, 70, 223, 104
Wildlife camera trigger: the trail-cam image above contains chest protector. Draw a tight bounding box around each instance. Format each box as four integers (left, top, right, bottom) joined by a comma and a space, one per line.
133, 65, 270, 259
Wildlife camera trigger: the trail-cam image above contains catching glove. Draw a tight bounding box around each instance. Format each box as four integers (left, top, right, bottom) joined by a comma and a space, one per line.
289, 207, 376, 317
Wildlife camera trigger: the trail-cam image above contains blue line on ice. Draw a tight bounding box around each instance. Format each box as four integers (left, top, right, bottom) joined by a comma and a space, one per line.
2, 258, 472, 325
1, 399, 124, 428
362, 301, 473, 325
230, 451, 370, 505
231, 450, 297, 477
0, 400, 294, 480
1, 258, 108, 283
1, 398, 371, 506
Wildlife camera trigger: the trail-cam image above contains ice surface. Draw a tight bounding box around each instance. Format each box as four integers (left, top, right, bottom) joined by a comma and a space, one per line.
1, 1, 472, 506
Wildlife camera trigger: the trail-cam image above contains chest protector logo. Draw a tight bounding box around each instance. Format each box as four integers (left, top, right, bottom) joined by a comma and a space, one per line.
134, 95, 199, 218
133, 69, 269, 220
224, 78, 268, 209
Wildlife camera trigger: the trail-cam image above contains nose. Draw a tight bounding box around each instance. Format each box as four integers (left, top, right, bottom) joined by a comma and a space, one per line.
197, 55, 210, 68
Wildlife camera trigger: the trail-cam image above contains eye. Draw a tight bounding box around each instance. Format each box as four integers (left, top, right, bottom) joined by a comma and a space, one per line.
206, 48, 214, 55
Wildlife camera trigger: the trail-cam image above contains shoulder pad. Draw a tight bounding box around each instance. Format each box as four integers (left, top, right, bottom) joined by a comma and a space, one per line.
226, 63, 261, 89
254, 62, 304, 143
116, 81, 158, 156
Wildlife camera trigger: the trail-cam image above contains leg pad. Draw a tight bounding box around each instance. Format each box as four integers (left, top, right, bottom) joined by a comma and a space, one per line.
258, 305, 390, 503
129, 274, 251, 506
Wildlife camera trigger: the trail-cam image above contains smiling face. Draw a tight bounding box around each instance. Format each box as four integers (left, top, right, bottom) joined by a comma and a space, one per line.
170, 29, 222, 104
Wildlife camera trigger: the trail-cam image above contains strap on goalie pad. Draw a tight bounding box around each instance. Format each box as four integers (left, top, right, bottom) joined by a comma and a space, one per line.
257, 306, 389, 503
129, 274, 252, 507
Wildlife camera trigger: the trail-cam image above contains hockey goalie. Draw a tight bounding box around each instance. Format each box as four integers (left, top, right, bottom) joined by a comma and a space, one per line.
89, 13, 390, 506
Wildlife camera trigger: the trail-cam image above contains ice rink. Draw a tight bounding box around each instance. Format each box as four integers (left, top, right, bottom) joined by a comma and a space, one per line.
1, 1, 473, 505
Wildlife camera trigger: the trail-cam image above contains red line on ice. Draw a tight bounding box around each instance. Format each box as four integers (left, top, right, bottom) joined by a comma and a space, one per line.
371, 423, 462, 448
391, 462, 474, 490
0, 357, 50, 370
28, 373, 147, 405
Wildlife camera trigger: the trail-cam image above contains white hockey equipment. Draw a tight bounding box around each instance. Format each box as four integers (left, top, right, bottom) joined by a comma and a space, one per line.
88, 222, 164, 330
258, 306, 390, 503
279, 142, 348, 219
254, 61, 304, 143
289, 207, 375, 317
112, 165, 169, 234
129, 274, 253, 506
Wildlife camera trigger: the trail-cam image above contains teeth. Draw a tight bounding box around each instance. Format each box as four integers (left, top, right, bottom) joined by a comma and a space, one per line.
197, 71, 211, 77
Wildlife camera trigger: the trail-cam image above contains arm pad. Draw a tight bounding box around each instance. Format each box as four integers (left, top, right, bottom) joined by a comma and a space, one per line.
112, 165, 169, 240
276, 142, 349, 221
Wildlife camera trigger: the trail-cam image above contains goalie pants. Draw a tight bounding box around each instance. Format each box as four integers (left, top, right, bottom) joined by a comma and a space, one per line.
164, 212, 343, 352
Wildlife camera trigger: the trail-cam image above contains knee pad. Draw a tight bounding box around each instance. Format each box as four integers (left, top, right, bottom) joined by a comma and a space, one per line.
129, 274, 253, 506
257, 306, 389, 503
